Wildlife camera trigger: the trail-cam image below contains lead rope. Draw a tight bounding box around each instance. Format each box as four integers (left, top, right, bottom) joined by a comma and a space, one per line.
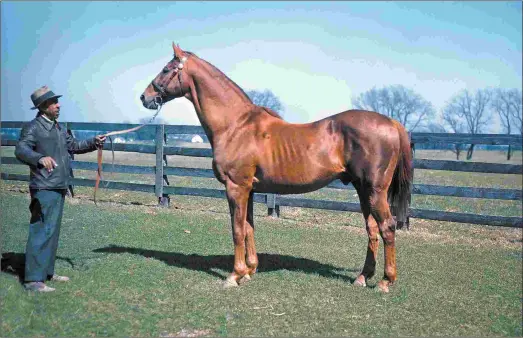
94, 55, 187, 204
94, 102, 163, 204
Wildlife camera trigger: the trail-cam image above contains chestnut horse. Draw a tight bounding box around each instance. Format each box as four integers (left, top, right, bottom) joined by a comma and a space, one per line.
140, 43, 412, 293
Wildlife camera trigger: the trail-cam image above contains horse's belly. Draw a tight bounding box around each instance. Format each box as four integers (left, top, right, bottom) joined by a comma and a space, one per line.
252, 165, 343, 194
252, 180, 334, 194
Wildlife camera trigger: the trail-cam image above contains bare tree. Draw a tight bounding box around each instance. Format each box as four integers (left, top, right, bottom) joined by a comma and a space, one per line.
353, 85, 435, 131
443, 89, 492, 160
508, 89, 522, 134
246, 89, 284, 116
441, 105, 466, 160
426, 123, 446, 133
491, 88, 522, 160
353, 87, 382, 112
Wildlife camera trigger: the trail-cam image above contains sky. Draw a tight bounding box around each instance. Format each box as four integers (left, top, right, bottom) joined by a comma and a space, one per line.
1, 1, 522, 131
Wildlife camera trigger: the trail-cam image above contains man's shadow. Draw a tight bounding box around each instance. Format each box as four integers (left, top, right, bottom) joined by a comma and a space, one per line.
1, 252, 74, 283
93, 245, 358, 283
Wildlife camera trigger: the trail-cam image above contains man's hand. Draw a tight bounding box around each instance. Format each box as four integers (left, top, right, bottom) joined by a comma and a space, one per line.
95, 135, 106, 147
38, 156, 58, 173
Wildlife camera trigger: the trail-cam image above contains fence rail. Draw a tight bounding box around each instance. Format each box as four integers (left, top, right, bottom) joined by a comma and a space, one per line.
2, 121, 522, 228
1, 157, 521, 201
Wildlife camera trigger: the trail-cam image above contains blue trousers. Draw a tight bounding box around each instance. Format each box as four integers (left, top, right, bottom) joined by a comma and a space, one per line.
25, 189, 66, 282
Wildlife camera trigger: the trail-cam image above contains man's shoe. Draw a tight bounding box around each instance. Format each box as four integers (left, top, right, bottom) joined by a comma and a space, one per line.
49, 274, 70, 282
24, 282, 55, 292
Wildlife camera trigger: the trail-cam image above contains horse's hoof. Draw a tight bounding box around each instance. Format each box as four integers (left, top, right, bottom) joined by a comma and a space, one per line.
223, 278, 239, 289
238, 274, 252, 285
377, 281, 390, 293
353, 276, 367, 287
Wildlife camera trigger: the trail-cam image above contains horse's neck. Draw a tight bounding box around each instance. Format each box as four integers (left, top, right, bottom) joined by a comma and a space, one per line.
186, 58, 253, 141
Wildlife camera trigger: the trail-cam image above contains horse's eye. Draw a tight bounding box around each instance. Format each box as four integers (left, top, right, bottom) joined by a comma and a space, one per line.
162, 67, 170, 73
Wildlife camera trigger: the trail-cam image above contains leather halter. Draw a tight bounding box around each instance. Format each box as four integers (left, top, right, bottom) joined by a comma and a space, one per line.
151, 55, 187, 100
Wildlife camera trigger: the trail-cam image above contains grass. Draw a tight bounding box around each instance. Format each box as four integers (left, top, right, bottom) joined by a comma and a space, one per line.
1, 187, 522, 337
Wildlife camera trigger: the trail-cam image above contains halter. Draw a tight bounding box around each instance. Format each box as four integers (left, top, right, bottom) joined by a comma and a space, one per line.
151, 55, 188, 102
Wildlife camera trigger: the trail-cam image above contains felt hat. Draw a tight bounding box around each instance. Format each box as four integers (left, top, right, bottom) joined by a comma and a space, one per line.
30, 85, 62, 110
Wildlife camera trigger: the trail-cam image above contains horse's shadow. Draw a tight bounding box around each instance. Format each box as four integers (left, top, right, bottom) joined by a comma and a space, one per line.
93, 245, 358, 283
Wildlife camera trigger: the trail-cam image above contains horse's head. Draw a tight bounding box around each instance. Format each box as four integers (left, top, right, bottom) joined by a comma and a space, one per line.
140, 42, 191, 110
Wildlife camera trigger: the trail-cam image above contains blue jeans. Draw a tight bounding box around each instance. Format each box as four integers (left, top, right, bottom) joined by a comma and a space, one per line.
25, 189, 66, 282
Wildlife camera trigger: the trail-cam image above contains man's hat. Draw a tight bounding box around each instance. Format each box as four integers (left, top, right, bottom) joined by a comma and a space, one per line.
30, 86, 62, 110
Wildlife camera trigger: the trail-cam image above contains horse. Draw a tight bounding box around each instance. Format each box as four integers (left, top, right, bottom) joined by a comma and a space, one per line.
140, 43, 412, 293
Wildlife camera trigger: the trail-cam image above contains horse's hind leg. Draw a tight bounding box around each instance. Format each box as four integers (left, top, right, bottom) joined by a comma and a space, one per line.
353, 184, 380, 287
354, 183, 397, 292
371, 190, 397, 293
240, 192, 258, 284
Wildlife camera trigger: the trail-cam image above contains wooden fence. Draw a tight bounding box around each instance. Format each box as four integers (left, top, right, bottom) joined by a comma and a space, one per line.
1, 121, 522, 228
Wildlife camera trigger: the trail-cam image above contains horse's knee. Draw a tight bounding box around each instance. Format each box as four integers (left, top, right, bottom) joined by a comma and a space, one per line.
232, 229, 245, 244
365, 220, 379, 237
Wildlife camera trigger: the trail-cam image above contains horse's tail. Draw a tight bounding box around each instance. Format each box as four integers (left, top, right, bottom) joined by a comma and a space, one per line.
388, 120, 413, 224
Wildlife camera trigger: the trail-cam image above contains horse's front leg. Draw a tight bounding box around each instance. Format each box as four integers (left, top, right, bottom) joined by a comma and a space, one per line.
223, 180, 252, 288
240, 191, 257, 284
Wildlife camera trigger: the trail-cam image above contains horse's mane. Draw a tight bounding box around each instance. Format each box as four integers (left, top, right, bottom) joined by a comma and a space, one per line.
188, 52, 284, 121
259, 106, 284, 120
189, 52, 252, 102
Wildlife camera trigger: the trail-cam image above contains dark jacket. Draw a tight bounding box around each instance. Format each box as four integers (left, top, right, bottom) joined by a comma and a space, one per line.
15, 115, 97, 189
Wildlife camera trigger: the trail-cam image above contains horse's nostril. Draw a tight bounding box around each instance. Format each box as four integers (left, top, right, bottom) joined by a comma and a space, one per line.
140, 94, 145, 101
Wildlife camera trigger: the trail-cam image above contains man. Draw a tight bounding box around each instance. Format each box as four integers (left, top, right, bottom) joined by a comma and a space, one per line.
15, 86, 106, 292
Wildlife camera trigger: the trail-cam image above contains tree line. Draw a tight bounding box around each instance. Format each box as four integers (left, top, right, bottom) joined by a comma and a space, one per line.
354, 86, 522, 160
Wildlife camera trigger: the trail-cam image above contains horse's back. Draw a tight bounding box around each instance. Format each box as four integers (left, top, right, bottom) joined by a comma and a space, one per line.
332, 109, 402, 143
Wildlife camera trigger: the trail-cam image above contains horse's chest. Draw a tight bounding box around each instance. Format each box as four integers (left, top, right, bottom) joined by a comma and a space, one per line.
212, 153, 254, 184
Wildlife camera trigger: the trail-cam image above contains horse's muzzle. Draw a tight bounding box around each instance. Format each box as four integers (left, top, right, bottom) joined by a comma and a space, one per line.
140, 94, 160, 110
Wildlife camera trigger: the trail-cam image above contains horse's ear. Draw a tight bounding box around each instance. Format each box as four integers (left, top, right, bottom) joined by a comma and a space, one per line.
172, 42, 184, 58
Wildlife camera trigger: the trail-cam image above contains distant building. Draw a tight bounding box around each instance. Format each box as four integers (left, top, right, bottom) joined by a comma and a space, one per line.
191, 135, 204, 143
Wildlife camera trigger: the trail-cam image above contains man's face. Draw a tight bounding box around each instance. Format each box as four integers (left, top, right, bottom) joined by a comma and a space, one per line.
40, 98, 60, 121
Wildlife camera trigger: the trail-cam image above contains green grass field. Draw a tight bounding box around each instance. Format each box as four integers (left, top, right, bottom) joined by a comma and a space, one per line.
1, 147, 522, 336
1, 189, 522, 336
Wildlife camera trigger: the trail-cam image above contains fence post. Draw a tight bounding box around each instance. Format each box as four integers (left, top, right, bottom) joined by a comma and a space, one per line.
155, 124, 169, 207
407, 133, 414, 229
266, 193, 280, 217
162, 130, 170, 201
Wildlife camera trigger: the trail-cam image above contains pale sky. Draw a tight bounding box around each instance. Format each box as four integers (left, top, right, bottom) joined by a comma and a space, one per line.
1, 1, 521, 130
